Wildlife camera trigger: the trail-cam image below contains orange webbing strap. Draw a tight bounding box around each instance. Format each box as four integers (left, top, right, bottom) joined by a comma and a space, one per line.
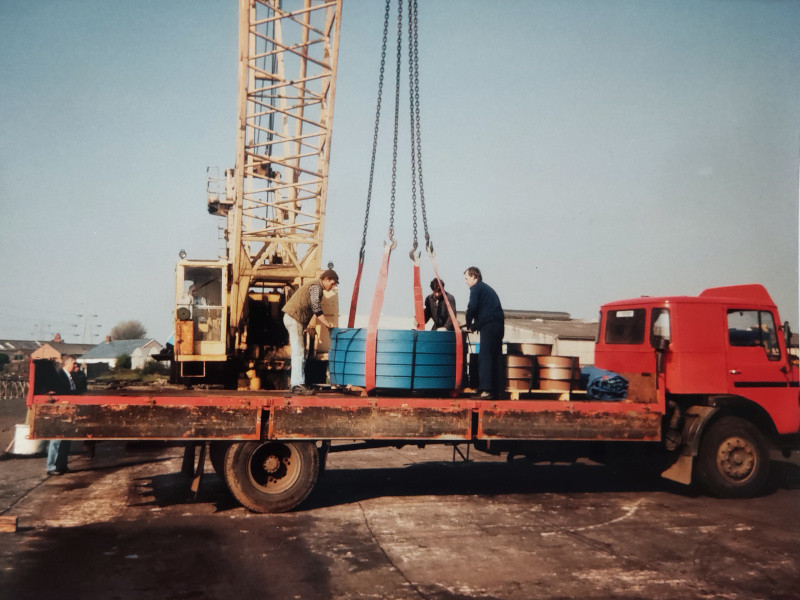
412, 256, 425, 331
348, 259, 365, 328
429, 251, 463, 391
365, 242, 394, 392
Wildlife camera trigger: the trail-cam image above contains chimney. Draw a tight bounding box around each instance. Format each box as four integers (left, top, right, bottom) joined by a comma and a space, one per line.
52, 333, 63, 343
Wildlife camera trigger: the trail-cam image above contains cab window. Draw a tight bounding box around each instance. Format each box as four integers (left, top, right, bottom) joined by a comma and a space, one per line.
604, 309, 646, 344
727, 310, 781, 360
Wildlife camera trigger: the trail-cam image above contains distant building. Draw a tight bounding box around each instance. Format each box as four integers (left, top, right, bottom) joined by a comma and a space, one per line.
80, 339, 164, 376
30, 342, 95, 363
0, 340, 45, 362
458, 309, 598, 366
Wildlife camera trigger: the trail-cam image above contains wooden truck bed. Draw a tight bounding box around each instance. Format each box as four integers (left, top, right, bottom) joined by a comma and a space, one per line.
27, 387, 663, 443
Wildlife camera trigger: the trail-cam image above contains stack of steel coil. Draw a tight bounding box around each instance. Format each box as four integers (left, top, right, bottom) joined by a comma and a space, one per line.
536, 355, 580, 391
505, 343, 553, 392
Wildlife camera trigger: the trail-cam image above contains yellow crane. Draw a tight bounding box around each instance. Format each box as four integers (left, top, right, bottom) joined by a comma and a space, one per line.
173, 0, 342, 387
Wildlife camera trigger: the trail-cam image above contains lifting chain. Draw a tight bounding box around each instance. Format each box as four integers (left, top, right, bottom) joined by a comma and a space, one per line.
407, 0, 430, 256
388, 0, 404, 248
359, 0, 392, 261
360, 0, 430, 257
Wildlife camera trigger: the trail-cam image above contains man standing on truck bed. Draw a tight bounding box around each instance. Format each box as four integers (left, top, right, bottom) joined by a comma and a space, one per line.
282, 269, 339, 395
464, 267, 505, 399
424, 278, 456, 331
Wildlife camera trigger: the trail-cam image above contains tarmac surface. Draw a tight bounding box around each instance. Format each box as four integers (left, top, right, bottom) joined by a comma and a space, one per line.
1, 395, 800, 600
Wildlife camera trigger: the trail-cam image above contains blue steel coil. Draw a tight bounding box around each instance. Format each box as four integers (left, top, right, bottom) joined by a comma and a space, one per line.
329, 328, 456, 390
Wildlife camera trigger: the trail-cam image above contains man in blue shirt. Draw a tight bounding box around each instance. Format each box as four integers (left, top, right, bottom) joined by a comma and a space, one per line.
463, 267, 505, 399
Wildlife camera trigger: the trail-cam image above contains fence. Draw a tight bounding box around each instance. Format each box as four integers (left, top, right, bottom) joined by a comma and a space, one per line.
0, 378, 28, 399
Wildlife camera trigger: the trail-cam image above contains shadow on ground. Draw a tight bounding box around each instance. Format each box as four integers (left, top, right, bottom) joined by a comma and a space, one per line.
130, 451, 800, 513
2, 517, 330, 600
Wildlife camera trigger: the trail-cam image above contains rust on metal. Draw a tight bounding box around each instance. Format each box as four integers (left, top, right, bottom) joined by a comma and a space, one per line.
271, 405, 472, 440
30, 403, 260, 440
480, 405, 662, 441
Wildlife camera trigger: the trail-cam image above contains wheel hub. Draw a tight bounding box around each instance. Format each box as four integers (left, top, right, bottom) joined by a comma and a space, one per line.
717, 436, 756, 481
263, 455, 281, 473
247, 442, 301, 494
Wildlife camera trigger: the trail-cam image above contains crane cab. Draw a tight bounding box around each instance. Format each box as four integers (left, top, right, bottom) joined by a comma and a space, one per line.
174, 260, 229, 375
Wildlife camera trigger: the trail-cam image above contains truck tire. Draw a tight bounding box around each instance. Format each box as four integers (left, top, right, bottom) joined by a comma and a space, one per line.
696, 416, 769, 498
223, 440, 319, 513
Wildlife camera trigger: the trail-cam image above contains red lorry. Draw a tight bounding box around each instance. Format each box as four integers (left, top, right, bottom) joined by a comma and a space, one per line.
27, 284, 799, 512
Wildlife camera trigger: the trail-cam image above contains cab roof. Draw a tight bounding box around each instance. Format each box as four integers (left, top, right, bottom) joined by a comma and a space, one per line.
602, 284, 775, 310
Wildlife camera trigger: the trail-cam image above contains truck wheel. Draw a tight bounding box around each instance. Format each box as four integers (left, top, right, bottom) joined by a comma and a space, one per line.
209, 442, 230, 478
696, 416, 769, 498
223, 440, 319, 513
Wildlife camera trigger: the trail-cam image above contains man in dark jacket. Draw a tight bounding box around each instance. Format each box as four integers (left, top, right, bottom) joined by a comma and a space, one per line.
424, 279, 456, 331
46, 355, 86, 475
464, 267, 504, 399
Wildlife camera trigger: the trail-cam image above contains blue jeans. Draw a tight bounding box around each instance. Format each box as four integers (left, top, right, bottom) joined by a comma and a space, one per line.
46, 440, 70, 473
283, 313, 305, 388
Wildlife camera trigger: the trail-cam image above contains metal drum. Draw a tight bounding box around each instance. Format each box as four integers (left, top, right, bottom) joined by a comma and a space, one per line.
536, 356, 580, 391
506, 355, 535, 392
506, 343, 552, 357
329, 328, 456, 390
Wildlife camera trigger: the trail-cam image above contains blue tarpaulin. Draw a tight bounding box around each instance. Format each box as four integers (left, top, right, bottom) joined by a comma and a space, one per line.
580, 366, 628, 401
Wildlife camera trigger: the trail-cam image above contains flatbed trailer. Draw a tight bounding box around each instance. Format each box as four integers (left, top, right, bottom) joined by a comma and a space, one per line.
27, 366, 665, 513
27, 284, 800, 512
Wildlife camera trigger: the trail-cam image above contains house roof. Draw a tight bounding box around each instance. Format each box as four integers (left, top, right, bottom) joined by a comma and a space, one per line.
455, 310, 597, 341
49, 342, 95, 356
506, 318, 598, 341
0, 340, 44, 352
81, 339, 161, 360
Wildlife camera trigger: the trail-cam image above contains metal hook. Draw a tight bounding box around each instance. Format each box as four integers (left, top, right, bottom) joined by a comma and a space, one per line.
385, 229, 397, 251
409, 241, 419, 261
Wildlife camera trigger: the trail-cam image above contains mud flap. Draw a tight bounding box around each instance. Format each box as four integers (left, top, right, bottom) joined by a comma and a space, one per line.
661, 454, 693, 485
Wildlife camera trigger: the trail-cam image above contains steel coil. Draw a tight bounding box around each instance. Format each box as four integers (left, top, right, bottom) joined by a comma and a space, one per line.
329, 328, 456, 390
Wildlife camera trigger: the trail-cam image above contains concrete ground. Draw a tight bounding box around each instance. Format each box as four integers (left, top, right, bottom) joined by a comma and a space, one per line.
1, 396, 799, 600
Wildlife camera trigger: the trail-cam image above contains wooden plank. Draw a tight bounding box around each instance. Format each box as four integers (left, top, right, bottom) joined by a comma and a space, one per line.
480, 408, 662, 441
271, 405, 471, 440
31, 404, 260, 440
0, 516, 18, 533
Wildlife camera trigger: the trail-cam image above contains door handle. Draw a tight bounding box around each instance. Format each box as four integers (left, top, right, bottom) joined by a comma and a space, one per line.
729, 369, 741, 375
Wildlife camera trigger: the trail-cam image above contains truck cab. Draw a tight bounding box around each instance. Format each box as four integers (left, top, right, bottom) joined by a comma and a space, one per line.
596, 284, 799, 496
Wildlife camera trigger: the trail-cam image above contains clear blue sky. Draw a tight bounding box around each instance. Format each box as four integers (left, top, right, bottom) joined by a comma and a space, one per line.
1, 0, 798, 343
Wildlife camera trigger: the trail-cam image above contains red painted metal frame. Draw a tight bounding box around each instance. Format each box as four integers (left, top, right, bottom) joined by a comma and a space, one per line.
29, 391, 663, 439
29, 390, 666, 414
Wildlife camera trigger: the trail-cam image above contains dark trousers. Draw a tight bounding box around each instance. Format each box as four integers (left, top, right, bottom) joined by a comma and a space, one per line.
478, 319, 504, 396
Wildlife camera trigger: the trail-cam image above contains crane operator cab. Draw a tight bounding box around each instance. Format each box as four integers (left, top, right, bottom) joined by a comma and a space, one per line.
174, 260, 228, 377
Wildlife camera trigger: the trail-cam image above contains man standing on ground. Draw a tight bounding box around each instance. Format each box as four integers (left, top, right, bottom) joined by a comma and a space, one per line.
46, 355, 86, 475
424, 279, 456, 331
282, 269, 339, 395
463, 267, 505, 399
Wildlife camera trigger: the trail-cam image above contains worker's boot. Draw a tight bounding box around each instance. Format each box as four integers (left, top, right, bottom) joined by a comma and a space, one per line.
291, 385, 316, 396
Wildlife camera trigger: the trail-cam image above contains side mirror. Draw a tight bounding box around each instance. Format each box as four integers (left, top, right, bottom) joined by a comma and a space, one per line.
783, 321, 792, 350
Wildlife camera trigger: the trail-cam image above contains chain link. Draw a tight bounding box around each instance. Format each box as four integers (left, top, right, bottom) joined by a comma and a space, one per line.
388, 0, 404, 240
359, 0, 392, 260
410, 0, 431, 250
361, 0, 431, 257
407, 0, 418, 251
